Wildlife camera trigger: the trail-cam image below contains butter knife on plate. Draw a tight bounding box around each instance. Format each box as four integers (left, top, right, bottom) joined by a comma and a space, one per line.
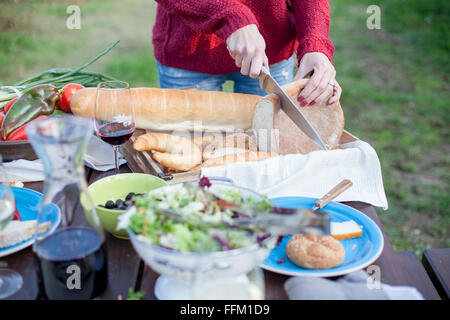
258, 66, 327, 150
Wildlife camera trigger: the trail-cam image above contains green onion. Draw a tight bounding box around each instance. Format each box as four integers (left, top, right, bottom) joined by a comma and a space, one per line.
0, 40, 121, 109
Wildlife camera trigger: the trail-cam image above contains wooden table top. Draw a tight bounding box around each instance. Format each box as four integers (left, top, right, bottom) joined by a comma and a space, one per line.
2, 165, 441, 300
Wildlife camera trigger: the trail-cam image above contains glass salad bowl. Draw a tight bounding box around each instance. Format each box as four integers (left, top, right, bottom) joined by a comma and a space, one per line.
119, 178, 276, 299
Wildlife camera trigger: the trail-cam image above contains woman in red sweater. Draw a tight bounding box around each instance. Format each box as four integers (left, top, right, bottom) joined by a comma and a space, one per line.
153, 0, 341, 105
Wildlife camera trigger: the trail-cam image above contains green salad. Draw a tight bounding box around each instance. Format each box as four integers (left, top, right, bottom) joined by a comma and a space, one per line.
118, 180, 272, 252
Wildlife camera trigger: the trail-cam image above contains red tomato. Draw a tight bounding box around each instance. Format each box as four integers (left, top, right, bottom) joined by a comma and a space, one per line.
58, 83, 84, 113
3, 97, 18, 114
13, 206, 21, 221
6, 125, 27, 141
6, 115, 48, 141
0, 111, 4, 130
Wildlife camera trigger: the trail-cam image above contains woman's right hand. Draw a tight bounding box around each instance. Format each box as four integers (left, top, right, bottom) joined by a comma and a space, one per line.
226, 24, 269, 78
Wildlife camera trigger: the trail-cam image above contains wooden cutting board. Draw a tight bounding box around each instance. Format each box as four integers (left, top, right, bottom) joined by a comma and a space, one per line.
121, 129, 201, 184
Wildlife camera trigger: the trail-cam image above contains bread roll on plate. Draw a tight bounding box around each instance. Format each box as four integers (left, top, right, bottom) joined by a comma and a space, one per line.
286, 235, 345, 269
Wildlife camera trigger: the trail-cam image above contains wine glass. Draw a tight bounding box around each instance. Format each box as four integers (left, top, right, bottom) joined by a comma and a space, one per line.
94, 81, 135, 174
0, 154, 23, 299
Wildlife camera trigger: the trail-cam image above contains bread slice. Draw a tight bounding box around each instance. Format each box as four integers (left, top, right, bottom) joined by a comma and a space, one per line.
330, 220, 363, 240
9, 181, 24, 188
252, 79, 344, 154
0, 220, 51, 248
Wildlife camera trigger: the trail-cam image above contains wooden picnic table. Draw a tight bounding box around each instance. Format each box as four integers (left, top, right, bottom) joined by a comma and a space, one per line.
3, 164, 442, 300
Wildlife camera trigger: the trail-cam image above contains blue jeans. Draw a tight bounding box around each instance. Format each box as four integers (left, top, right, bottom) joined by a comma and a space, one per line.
157, 57, 294, 96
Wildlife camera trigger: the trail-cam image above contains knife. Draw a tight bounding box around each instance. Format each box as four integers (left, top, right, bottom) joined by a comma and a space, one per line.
259, 66, 327, 150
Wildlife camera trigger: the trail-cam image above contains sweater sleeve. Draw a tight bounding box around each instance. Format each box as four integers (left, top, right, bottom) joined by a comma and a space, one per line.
155, 0, 259, 40
291, 0, 335, 63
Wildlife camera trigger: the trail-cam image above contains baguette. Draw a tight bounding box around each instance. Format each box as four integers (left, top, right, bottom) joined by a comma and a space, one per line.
202, 151, 277, 168
71, 88, 261, 132
253, 79, 345, 154
133, 133, 202, 171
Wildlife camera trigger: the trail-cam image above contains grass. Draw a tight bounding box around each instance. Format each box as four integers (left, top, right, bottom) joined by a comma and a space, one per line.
330, 0, 450, 253
1, 0, 448, 253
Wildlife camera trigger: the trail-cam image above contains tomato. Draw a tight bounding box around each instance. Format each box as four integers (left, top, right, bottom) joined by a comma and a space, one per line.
4, 97, 18, 114
6, 115, 48, 141
58, 83, 84, 113
13, 206, 21, 221
6, 125, 27, 141
0, 111, 4, 130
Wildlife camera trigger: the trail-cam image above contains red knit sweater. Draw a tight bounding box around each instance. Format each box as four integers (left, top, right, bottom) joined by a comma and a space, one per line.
152, 0, 334, 75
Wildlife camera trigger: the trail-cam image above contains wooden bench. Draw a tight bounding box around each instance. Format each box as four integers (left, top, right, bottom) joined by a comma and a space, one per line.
422, 248, 450, 300
396, 251, 440, 300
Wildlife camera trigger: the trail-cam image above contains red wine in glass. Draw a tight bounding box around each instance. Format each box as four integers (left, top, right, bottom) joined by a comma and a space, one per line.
94, 81, 135, 174
97, 122, 134, 146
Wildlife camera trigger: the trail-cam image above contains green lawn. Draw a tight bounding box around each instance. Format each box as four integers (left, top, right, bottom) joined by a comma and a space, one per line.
1, 0, 448, 253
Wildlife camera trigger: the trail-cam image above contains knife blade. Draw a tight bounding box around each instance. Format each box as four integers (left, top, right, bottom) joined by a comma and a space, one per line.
259, 66, 327, 150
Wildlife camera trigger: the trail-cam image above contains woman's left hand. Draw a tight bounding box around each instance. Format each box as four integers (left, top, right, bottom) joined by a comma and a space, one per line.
294, 52, 342, 106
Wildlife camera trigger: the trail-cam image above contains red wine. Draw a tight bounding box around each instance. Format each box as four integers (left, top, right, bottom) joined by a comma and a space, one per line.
34, 227, 108, 300
97, 122, 134, 145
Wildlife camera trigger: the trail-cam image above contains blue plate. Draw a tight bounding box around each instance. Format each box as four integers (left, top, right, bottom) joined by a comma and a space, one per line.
0, 187, 61, 258
262, 197, 384, 277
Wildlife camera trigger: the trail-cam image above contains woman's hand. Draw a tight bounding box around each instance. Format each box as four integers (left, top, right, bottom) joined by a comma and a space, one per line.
226, 24, 269, 78
294, 52, 342, 106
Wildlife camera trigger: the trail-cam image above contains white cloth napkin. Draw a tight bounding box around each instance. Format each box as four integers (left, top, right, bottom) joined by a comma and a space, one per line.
83, 135, 127, 171
201, 140, 388, 209
285, 271, 424, 300
1, 135, 127, 182
2, 159, 44, 182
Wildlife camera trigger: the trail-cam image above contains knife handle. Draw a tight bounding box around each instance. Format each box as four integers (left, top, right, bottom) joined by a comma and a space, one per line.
313, 179, 353, 209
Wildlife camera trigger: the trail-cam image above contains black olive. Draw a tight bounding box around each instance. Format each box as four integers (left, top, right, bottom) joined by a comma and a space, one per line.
115, 199, 124, 208
105, 200, 115, 209
125, 192, 135, 201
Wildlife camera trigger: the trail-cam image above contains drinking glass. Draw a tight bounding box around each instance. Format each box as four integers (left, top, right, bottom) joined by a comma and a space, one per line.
0, 154, 23, 299
94, 81, 135, 174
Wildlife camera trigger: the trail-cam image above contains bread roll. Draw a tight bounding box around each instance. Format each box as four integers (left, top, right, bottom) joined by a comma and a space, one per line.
286, 235, 345, 269
202, 132, 257, 160
201, 151, 277, 168
133, 133, 202, 171
192, 135, 223, 150
71, 87, 261, 131
253, 79, 345, 154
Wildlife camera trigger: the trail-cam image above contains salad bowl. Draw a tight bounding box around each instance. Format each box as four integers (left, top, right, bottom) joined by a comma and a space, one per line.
120, 178, 276, 299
